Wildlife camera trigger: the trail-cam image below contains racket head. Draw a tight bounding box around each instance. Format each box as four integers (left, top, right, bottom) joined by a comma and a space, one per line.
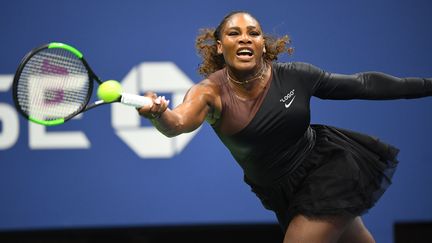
12, 43, 93, 126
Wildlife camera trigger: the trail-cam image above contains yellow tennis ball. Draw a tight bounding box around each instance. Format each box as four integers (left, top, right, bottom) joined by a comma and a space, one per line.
97, 80, 122, 102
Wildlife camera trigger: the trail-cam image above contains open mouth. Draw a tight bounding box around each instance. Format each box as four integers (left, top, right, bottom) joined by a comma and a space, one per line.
236, 48, 254, 57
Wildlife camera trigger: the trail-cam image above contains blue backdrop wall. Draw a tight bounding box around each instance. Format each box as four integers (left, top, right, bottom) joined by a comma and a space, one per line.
0, 1, 431, 243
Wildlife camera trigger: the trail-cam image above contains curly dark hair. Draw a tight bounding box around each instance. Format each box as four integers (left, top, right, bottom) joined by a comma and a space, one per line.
195, 11, 293, 77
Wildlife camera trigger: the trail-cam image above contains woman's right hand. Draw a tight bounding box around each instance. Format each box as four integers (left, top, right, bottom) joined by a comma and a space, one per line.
135, 80, 220, 137
137, 92, 170, 119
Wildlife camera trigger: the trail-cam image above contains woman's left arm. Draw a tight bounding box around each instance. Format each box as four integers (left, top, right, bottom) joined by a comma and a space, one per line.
300, 62, 432, 100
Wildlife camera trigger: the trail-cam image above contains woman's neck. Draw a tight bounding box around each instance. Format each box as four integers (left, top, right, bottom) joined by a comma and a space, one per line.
226, 62, 267, 85
225, 62, 271, 100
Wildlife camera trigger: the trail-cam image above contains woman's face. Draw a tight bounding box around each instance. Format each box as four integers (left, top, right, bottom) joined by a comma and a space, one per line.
217, 13, 265, 73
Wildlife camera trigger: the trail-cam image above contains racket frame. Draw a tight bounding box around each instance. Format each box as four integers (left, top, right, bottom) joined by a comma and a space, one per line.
12, 42, 109, 126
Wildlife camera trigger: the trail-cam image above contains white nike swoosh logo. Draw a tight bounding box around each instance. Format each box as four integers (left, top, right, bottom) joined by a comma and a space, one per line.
284, 96, 295, 108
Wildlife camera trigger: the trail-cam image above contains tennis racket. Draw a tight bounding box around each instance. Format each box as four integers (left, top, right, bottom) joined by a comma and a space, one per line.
12, 42, 153, 126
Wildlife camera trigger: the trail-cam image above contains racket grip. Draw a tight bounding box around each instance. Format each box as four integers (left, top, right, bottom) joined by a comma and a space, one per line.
120, 93, 153, 108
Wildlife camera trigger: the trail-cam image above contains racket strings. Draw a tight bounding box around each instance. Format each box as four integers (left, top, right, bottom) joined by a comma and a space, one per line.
16, 48, 90, 121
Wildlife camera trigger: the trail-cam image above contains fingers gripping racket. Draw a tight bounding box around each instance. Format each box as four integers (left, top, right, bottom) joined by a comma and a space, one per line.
12, 42, 152, 126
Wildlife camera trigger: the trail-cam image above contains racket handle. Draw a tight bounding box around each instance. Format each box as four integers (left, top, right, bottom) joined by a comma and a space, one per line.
120, 93, 153, 108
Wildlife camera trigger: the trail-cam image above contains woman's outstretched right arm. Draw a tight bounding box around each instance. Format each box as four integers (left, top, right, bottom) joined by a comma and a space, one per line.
137, 79, 221, 137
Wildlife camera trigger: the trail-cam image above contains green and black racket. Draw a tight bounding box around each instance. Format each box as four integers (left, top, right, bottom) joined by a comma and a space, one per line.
12, 42, 152, 126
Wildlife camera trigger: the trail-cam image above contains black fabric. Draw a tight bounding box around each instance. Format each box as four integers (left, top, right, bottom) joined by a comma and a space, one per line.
215, 62, 315, 185
212, 62, 431, 229
244, 124, 399, 231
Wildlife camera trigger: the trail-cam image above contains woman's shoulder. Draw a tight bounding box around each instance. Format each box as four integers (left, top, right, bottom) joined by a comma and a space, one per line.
206, 68, 225, 85
273, 62, 325, 81
273, 61, 318, 72
194, 77, 223, 126
193, 74, 223, 100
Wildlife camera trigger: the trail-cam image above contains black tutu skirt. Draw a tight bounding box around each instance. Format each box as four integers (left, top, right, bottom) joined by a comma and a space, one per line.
244, 124, 399, 230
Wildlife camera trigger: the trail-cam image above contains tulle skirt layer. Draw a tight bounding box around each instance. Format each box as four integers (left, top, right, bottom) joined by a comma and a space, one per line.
244, 124, 399, 230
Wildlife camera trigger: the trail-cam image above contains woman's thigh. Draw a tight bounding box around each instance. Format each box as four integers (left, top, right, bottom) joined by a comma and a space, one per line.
283, 215, 375, 243
337, 217, 375, 243
283, 214, 354, 243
